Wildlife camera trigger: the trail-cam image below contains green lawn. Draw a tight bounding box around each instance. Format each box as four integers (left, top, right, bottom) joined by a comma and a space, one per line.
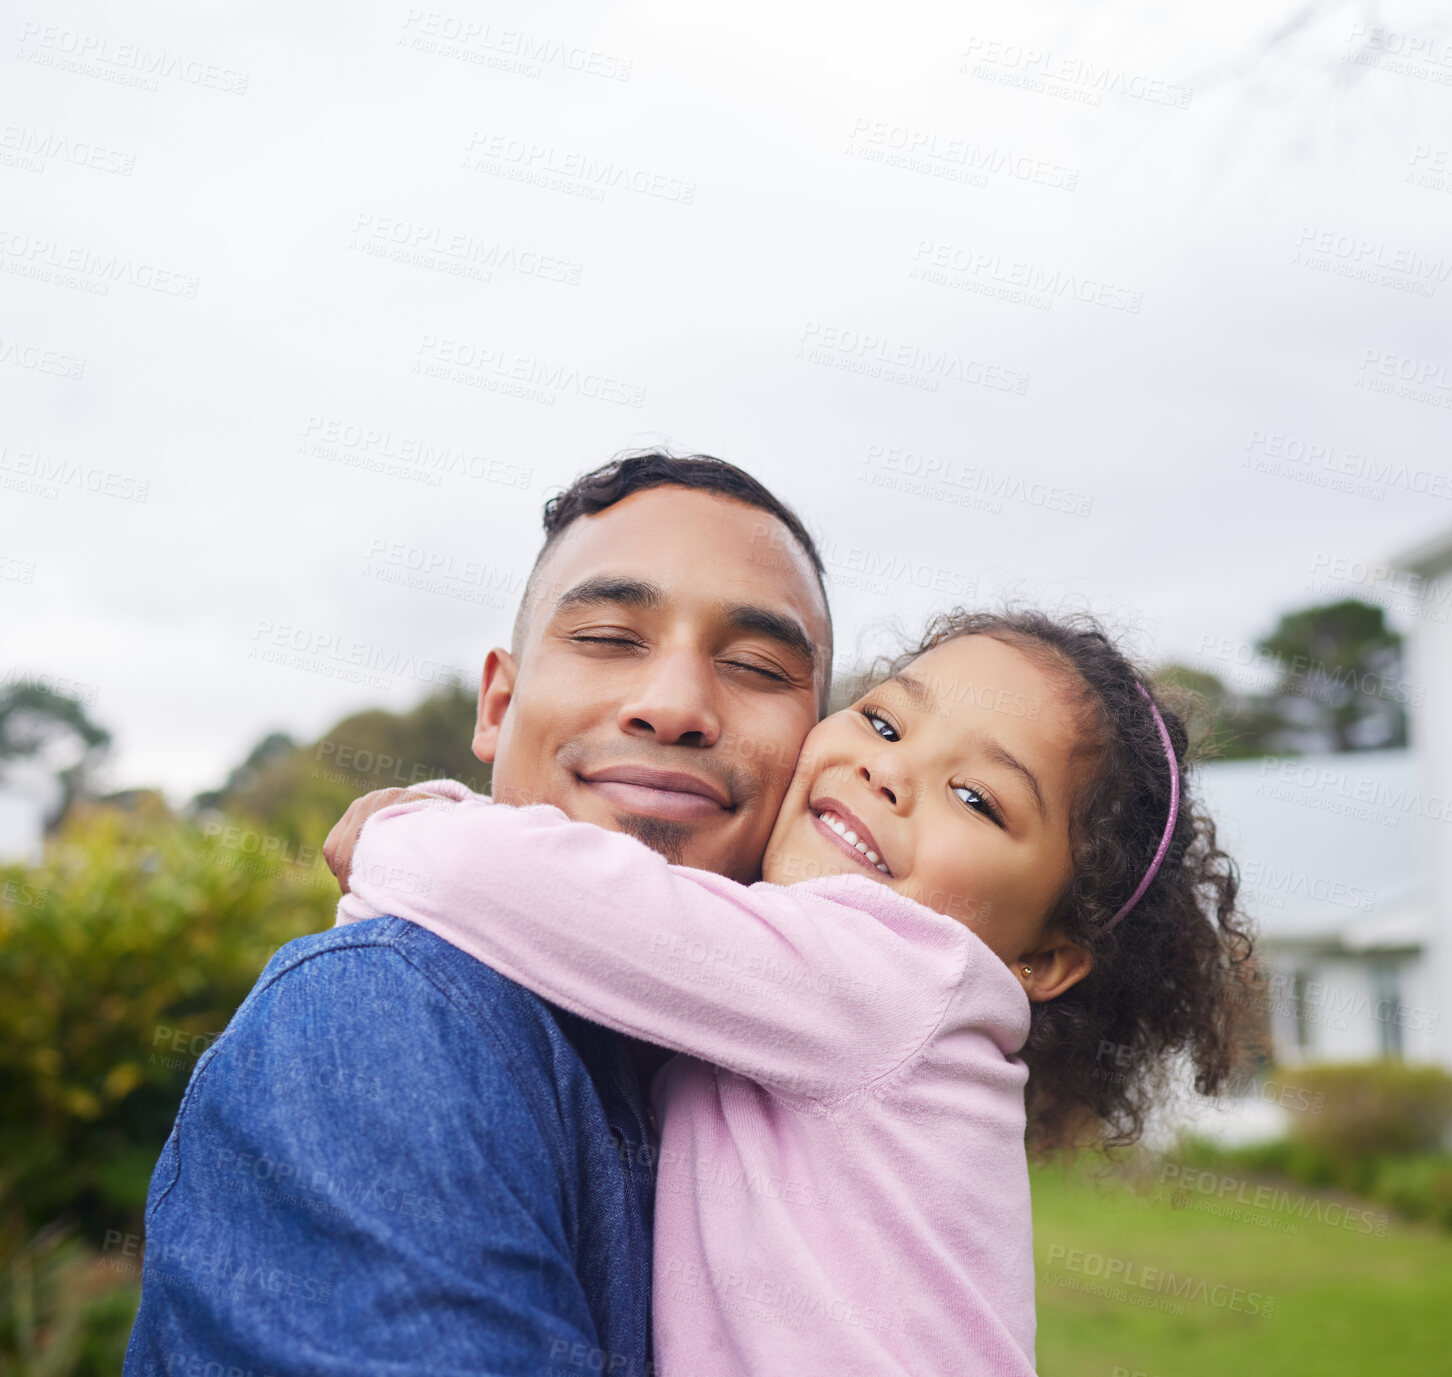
1032, 1159, 1452, 1376
19, 1161, 1450, 1375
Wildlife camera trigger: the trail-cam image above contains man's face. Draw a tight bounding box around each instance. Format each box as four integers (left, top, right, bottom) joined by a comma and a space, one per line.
475, 485, 831, 882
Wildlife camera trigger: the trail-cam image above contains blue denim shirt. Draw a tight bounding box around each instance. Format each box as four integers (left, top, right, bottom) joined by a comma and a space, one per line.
124, 917, 656, 1377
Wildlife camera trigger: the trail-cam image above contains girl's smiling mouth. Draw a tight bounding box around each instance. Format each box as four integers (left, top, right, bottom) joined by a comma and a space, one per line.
810, 797, 892, 875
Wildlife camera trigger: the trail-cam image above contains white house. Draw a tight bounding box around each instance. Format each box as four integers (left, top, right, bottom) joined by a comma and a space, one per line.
1180, 528, 1452, 1142
1399, 525, 1452, 1074
1199, 749, 1436, 1066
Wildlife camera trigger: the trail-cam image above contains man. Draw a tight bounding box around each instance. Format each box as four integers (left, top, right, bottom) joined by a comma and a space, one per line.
125, 452, 833, 1376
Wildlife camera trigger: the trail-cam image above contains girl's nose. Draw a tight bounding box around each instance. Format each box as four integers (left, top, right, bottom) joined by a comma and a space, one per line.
861, 764, 903, 808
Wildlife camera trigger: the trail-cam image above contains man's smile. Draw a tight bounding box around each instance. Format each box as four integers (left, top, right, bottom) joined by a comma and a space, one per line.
579, 764, 735, 821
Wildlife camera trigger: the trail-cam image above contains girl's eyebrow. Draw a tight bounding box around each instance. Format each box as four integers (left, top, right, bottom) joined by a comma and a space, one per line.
981, 741, 1048, 823
888, 672, 929, 707
888, 673, 1047, 822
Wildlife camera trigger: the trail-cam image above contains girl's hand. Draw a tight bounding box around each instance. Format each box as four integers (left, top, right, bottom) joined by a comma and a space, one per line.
324, 788, 439, 892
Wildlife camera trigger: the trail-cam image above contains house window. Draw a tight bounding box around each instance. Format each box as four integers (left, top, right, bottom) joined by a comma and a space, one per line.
1291, 969, 1314, 1054
1369, 961, 1404, 1059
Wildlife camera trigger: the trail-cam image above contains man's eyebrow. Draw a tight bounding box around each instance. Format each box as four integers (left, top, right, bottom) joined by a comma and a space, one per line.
720, 603, 818, 673
553, 576, 663, 614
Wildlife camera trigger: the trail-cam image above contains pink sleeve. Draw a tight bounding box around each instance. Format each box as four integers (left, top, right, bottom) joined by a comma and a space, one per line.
337, 788, 970, 1100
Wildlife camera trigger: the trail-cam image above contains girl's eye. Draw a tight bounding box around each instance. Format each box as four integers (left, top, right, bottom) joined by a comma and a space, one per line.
954, 784, 1003, 827
862, 708, 899, 741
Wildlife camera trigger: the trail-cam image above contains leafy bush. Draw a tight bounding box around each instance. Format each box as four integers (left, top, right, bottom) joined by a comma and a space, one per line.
0, 804, 335, 1239
0, 1199, 139, 1376
1369, 1155, 1452, 1229
1180, 1134, 1452, 1232
1281, 1062, 1452, 1159
1171, 1063, 1452, 1231
1174, 1133, 1337, 1188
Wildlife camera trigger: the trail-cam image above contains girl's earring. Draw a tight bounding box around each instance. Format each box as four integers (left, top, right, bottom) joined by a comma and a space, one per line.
1021, 965, 1032, 978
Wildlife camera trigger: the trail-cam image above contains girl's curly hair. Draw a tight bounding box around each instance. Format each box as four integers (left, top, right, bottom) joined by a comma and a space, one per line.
886, 609, 1257, 1154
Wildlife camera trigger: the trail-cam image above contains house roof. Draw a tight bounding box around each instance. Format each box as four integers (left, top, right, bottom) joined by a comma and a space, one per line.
1196, 749, 1430, 952
1395, 526, 1452, 579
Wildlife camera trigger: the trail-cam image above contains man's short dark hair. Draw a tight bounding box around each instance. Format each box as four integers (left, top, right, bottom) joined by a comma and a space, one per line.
513, 449, 832, 682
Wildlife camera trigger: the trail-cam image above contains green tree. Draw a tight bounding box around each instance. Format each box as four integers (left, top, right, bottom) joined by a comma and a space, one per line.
192, 730, 297, 812
200, 683, 489, 846
1169, 598, 1411, 761
0, 684, 111, 827
1255, 600, 1407, 753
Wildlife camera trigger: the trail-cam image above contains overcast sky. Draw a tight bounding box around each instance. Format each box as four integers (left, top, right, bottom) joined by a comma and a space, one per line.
3, 0, 1451, 800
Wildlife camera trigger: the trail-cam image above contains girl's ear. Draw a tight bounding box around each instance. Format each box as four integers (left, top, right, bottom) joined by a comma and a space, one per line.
1016, 933, 1092, 1003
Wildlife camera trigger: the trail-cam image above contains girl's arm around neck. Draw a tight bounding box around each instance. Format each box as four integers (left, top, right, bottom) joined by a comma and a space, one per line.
337, 787, 972, 1101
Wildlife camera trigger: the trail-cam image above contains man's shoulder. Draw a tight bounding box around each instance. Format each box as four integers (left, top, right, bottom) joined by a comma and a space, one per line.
256, 913, 514, 988
132, 925, 652, 1377
230, 917, 593, 1074
247, 915, 564, 1040
169, 918, 614, 1194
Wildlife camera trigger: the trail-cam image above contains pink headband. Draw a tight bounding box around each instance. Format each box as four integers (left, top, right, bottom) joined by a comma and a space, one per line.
1101, 683, 1181, 933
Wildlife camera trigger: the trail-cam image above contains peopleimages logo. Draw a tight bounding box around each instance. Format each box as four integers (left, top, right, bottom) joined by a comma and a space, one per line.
846, 117, 1079, 191
248, 620, 468, 691
958, 37, 1193, 108
414, 335, 647, 409
860, 443, 1090, 515
463, 131, 696, 205
910, 239, 1143, 313
399, 9, 632, 82
1256, 755, 1452, 827
1044, 1245, 1274, 1316
0, 336, 86, 380
16, 22, 250, 94
1239, 859, 1375, 912
798, 323, 1030, 395
1156, 1163, 1387, 1235
0, 122, 136, 175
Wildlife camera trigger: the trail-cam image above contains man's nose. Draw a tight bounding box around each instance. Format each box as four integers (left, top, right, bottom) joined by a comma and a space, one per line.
616, 649, 722, 747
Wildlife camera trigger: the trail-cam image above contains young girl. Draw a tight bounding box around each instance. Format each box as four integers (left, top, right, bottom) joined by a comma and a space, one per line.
330, 609, 1252, 1376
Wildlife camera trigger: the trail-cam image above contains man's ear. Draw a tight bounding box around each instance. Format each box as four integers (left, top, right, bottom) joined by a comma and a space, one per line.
1016, 932, 1093, 1004
473, 647, 516, 764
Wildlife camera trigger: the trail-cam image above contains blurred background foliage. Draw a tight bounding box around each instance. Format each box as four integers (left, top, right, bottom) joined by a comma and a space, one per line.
1153, 598, 1410, 761
0, 681, 484, 1372
1177, 1063, 1452, 1230
0, 598, 1441, 1372
193, 679, 488, 846
0, 804, 335, 1237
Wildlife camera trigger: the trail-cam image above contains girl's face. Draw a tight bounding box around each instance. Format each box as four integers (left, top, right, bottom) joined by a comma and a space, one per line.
763, 635, 1091, 981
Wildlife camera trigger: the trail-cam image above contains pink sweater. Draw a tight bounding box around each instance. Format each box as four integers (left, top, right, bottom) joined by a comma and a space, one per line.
336, 783, 1037, 1376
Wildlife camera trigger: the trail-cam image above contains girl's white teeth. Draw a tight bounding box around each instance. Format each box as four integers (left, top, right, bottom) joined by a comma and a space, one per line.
819, 810, 890, 874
